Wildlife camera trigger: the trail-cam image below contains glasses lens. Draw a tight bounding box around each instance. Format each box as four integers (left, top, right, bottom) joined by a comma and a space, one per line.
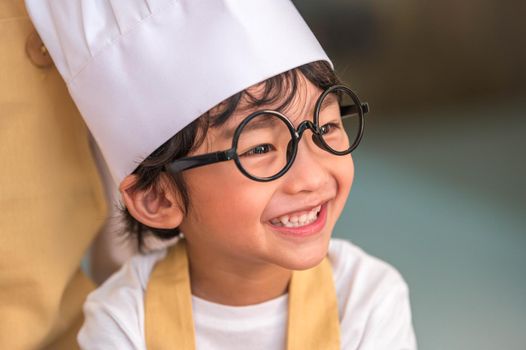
317, 87, 362, 153
236, 113, 292, 179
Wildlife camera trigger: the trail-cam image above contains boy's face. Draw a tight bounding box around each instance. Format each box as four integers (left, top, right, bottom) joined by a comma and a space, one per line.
179, 76, 354, 271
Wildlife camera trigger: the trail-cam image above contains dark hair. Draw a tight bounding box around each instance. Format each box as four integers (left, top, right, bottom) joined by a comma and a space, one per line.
122, 60, 340, 250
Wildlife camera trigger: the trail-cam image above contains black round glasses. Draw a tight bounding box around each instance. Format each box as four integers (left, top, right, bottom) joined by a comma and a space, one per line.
166, 85, 369, 182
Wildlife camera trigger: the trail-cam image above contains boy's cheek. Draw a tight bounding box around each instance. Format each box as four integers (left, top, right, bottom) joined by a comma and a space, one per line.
185, 177, 271, 225
330, 153, 354, 185
333, 156, 355, 205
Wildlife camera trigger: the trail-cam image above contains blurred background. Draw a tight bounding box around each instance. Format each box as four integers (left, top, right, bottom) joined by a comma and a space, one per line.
294, 0, 526, 349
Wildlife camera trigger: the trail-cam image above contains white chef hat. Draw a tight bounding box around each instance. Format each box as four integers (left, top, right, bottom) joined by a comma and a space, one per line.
25, 0, 331, 184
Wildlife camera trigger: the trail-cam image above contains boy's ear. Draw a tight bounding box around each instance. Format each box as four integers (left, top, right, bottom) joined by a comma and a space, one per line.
119, 173, 184, 229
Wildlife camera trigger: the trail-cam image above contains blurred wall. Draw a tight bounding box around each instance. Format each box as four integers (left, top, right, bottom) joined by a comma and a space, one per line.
298, 0, 525, 112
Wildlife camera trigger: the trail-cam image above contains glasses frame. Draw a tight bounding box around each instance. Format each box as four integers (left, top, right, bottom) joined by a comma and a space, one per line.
165, 85, 369, 182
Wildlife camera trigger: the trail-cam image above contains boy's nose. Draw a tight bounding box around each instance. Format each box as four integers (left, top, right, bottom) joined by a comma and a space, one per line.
282, 134, 331, 194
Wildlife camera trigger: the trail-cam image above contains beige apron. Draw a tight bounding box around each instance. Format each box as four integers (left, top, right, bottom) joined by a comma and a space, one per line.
0, 1, 106, 348
146, 240, 340, 349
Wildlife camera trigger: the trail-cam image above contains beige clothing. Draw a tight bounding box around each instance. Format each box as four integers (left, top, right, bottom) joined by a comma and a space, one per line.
0, 1, 106, 349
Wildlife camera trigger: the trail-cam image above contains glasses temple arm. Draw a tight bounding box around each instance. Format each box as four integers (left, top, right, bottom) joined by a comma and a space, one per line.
166, 150, 234, 173
340, 102, 370, 117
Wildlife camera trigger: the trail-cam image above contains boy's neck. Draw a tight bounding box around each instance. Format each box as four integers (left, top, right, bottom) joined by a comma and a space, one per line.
186, 244, 292, 306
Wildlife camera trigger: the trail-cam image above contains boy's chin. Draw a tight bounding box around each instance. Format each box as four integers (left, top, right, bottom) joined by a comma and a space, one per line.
276, 245, 329, 271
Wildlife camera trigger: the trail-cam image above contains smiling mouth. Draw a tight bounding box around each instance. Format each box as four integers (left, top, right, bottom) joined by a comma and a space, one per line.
269, 205, 322, 228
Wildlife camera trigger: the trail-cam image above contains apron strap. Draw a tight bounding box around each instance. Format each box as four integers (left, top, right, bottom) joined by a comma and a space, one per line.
145, 240, 196, 349
287, 257, 340, 349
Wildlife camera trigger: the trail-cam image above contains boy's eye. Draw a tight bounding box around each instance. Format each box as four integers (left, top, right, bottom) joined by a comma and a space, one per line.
319, 122, 341, 136
240, 144, 274, 157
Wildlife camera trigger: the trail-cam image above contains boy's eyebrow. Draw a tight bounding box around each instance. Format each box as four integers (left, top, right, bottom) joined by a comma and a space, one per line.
221, 115, 281, 140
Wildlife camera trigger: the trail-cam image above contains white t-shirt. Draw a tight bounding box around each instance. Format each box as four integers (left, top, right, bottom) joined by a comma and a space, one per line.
78, 239, 417, 349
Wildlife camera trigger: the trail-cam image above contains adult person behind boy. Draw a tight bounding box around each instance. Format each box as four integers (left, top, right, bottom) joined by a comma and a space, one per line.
0, 1, 112, 348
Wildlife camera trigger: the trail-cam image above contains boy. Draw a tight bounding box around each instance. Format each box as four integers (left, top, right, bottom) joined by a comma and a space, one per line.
26, 0, 416, 349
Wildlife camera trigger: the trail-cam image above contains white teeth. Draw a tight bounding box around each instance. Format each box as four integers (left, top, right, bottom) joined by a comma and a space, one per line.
270, 205, 322, 227
271, 218, 281, 225
279, 216, 289, 224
